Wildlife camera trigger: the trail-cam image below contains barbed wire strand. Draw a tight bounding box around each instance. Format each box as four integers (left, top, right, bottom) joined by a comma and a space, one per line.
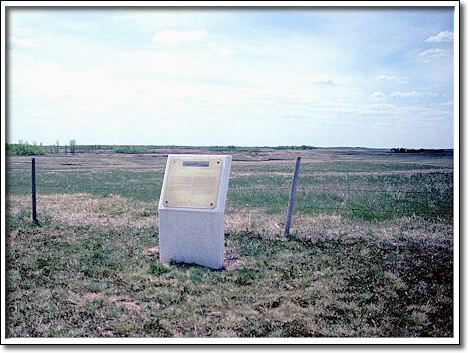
5, 183, 443, 195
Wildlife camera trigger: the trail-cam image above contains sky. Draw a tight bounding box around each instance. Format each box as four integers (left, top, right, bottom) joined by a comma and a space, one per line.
5, 5, 456, 148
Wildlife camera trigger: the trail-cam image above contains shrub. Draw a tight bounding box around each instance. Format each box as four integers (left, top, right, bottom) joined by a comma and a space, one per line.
113, 146, 147, 154
6, 144, 45, 156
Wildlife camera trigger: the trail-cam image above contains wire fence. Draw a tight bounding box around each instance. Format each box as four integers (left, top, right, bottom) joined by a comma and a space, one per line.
5, 182, 441, 197
4, 183, 433, 194
5, 158, 454, 221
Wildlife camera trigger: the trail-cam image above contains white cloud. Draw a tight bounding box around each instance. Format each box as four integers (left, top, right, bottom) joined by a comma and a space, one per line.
110, 12, 182, 30
208, 42, 235, 55
218, 46, 235, 55
300, 75, 341, 87
152, 30, 208, 46
8, 9, 455, 148
390, 91, 433, 99
418, 48, 451, 62
425, 31, 454, 43
370, 103, 396, 110
372, 121, 393, 129
371, 92, 386, 100
441, 101, 453, 106
338, 108, 359, 114
314, 79, 339, 86
10, 36, 42, 49
377, 74, 408, 84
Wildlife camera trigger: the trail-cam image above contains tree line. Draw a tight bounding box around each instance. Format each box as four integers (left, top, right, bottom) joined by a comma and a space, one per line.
6, 140, 77, 156
391, 148, 446, 154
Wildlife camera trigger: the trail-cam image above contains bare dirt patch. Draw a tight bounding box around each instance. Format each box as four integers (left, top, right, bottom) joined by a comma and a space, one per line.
142, 245, 245, 272
223, 247, 245, 271
142, 246, 159, 255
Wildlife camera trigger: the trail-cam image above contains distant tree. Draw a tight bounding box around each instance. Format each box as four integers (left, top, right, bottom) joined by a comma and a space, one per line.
6, 143, 44, 156
70, 140, 76, 155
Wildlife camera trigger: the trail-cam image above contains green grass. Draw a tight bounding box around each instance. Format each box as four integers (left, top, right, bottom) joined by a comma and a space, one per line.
5, 149, 454, 338
5, 199, 453, 337
227, 172, 453, 221
7, 169, 165, 202
7, 164, 453, 220
7, 151, 452, 217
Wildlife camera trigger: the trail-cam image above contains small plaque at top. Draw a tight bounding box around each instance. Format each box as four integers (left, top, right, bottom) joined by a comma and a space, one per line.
163, 157, 223, 209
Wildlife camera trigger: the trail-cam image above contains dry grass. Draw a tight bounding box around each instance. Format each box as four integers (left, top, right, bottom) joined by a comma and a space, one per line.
11, 192, 450, 244
5, 148, 454, 339
226, 209, 452, 246
7, 193, 157, 230
5, 191, 453, 338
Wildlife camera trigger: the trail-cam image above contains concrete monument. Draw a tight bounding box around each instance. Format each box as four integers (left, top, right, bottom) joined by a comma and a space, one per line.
158, 154, 232, 269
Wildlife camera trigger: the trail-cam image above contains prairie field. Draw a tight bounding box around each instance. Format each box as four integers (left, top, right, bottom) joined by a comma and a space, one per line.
5, 147, 454, 338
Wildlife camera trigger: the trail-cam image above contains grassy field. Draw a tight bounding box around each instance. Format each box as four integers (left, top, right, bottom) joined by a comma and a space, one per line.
5, 147, 454, 338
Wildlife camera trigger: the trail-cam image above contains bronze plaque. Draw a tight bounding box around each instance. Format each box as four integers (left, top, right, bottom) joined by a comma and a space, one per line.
163, 157, 223, 209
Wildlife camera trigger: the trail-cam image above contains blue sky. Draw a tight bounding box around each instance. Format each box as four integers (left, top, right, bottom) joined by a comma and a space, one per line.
6, 5, 456, 148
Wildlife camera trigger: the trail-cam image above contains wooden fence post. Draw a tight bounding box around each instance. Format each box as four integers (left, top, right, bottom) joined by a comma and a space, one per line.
31, 158, 39, 226
284, 156, 301, 238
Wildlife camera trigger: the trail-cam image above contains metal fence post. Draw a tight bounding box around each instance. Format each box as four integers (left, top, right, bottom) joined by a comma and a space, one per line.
31, 158, 39, 225
284, 156, 301, 238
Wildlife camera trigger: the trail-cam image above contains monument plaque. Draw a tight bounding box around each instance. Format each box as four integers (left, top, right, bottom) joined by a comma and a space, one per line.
163, 157, 223, 209
158, 155, 232, 269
